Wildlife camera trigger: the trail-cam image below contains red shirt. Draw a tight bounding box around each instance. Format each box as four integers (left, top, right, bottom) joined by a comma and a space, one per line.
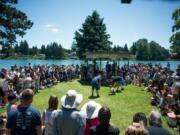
84, 118, 100, 135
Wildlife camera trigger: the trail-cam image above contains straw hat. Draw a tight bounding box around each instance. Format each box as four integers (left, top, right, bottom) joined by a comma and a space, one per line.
61, 90, 83, 109
81, 100, 101, 119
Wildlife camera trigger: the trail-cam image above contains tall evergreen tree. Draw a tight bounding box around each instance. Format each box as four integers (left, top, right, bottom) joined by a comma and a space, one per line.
130, 42, 137, 55
124, 44, 129, 52
45, 42, 64, 59
14, 44, 19, 53
113, 45, 117, 52
40, 45, 46, 54
74, 11, 112, 58
29, 46, 39, 55
0, 0, 33, 56
170, 8, 180, 59
19, 40, 29, 55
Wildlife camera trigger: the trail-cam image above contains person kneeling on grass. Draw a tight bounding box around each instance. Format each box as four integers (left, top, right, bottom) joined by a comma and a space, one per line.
110, 76, 125, 95
91, 74, 101, 97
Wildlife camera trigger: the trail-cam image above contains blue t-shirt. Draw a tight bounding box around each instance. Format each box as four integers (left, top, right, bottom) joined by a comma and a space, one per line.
92, 76, 101, 84
6, 106, 42, 135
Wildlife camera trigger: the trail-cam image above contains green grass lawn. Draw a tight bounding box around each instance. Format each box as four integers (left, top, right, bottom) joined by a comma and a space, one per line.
0, 80, 178, 135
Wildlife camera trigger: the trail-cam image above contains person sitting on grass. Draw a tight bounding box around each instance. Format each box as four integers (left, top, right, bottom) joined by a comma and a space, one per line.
42, 95, 59, 135
90, 106, 119, 135
148, 111, 171, 135
81, 101, 101, 135
91, 73, 101, 97
6, 93, 17, 114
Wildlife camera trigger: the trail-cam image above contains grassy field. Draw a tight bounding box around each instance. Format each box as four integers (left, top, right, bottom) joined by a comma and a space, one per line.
0, 80, 178, 135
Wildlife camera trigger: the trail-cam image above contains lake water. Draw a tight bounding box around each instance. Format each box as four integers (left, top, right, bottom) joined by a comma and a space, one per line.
0, 59, 179, 71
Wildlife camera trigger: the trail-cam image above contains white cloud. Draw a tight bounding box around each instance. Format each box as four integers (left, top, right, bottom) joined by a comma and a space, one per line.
44, 24, 59, 33
45, 24, 54, 28
51, 28, 59, 32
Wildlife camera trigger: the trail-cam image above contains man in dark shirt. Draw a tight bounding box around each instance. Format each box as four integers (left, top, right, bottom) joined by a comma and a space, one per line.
90, 106, 119, 135
6, 89, 42, 135
148, 111, 171, 135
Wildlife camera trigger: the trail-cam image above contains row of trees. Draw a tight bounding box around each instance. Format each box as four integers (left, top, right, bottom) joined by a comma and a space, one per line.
130, 39, 169, 60
0, 40, 67, 59
40, 42, 67, 59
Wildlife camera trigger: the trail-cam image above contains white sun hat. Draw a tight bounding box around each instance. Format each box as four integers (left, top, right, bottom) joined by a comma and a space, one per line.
81, 100, 102, 119
61, 90, 83, 109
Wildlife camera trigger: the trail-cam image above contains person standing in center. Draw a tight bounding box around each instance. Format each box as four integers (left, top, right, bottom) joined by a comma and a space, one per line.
52, 90, 86, 135
91, 74, 101, 97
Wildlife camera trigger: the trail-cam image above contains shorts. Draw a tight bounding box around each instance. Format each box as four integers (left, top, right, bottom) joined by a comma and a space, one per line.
92, 82, 100, 91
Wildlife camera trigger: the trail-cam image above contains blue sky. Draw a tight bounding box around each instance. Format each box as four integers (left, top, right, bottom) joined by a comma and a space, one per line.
16, 0, 180, 49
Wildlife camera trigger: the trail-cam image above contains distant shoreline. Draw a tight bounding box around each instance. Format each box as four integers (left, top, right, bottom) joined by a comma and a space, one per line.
0, 56, 179, 61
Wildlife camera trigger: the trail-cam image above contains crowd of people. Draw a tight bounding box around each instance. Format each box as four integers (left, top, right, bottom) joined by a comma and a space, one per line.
0, 89, 177, 135
0, 62, 179, 135
0, 63, 80, 106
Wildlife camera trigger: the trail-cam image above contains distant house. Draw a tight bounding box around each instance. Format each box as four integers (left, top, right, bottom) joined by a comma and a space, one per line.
0, 53, 5, 56
37, 53, 46, 57
69, 52, 78, 59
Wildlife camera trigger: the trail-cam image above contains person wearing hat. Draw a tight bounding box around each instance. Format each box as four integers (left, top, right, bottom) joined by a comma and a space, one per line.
81, 101, 101, 135
23, 73, 32, 90
6, 89, 42, 135
52, 90, 86, 135
90, 106, 119, 135
6, 93, 17, 114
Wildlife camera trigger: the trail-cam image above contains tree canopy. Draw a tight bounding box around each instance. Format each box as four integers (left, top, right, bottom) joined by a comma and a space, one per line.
0, 0, 33, 55
170, 8, 180, 59
73, 10, 112, 58
130, 39, 169, 60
